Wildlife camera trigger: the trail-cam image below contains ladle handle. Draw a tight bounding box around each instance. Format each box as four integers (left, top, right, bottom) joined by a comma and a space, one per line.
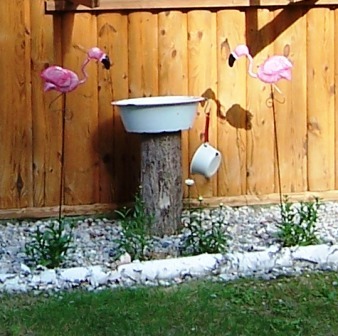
204, 112, 210, 143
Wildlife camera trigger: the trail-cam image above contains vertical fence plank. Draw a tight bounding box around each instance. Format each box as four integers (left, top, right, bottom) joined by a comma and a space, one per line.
31, 0, 63, 206
128, 11, 159, 98
97, 13, 131, 203
187, 10, 218, 198
158, 11, 188, 96
23, 0, 33, 206
0, 0, 32, 208
217, 9, 247, 196
245, 8, 276, 195
334, 9, 338, 189
307, 8, 335, 191
158, 11, 190, 194
126, 11, 159, 197
62, 13, 100, 205
273, 7, 307, 194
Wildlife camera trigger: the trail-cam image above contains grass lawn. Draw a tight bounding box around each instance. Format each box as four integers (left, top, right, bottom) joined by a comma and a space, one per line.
1, 272, 338, 336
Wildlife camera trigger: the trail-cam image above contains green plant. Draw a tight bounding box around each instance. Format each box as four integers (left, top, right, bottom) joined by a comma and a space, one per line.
25, 219, 74, 269
113, 190, 154, 261
181, 197, 228, 255
277, 195, 321, 247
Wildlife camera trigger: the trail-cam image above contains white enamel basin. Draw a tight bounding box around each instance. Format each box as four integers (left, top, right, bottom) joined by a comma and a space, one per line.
111, 96, 204, 133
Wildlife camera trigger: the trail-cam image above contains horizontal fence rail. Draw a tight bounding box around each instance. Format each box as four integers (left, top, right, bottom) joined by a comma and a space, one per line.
46, 0, 338, 12
0, 0, 338, 217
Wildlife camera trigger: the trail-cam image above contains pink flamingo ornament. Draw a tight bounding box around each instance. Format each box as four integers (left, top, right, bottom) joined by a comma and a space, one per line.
41, 47, 111, 93
41, 47, 110, 221
229, 44, 293, 206
228, 44, 292, 93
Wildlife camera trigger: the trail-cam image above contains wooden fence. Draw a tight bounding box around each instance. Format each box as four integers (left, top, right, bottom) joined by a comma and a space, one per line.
1, 0, 338, 218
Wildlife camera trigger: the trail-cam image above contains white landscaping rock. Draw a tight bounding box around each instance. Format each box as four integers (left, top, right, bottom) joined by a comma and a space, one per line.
39, 269, 57, 284
0, 273, 16, 283
28, 271, 58, 289
59, 267, 89, 283
87, 266, 110, 286
107, 270, 122, 284
3, 244, 338, 293
20, 263, 31, 276
118, 261, 144, 283
275, 248, 293, 268
117, 252, 132, 266
234, 250, 276, 274
3, 276, 27, 293
326, 247, 338, 263
140, 264, 158, 283
118, 254, 223, 283
231, 246, 293, 274
292, 244, 334, 264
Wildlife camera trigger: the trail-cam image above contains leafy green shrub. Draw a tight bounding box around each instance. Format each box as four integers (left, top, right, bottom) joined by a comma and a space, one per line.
181, 197, 228, 255
113, 190, 154, 261
25, 219, 74, 269
277, 196, 321, 247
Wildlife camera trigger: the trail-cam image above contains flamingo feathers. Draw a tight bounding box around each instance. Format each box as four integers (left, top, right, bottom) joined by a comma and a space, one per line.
41, 66, 81, 93
257, 55, 292, 84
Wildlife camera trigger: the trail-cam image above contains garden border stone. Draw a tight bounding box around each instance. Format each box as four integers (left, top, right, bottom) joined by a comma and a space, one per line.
1, 244, 338, 293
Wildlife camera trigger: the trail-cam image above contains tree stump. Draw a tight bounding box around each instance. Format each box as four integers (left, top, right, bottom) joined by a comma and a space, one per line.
140, 131, 182, 236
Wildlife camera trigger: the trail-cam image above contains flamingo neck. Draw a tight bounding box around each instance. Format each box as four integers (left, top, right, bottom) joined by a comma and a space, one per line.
246, 54, 257, 79
79, 58, 90, 84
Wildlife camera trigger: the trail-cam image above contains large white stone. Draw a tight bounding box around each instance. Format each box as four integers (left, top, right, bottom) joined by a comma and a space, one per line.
59, 267, 89, 283
107, 270, 122, 284
139, 264, 158, 282
234, 250, 276, 273
3, 276, 27, 292
275, 248, 293, 268
326, 246, 338, 263
117, 252, 132, 266
29, 275, 42, 288
20, 263, 31, 276
87, 266, 110, 286
118, 261, 143, 282
118, 253, 223, 282
292, 244, 334, 264
223, 246, 292, 275
0, 273, 16, 283
40, 269, 57, 284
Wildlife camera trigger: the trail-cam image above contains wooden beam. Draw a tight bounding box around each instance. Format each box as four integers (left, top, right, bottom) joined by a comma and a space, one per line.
59, 0, 100, 8
1, 190, 338, 220
45, 0, 334, 12
183, 190, 338, 208
0, 203, 120, 220
69, 0, 100, 7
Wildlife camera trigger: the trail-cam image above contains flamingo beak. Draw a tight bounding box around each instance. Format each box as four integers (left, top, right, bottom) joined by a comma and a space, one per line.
228, 53, 236, 67
101, 55, 111, 70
